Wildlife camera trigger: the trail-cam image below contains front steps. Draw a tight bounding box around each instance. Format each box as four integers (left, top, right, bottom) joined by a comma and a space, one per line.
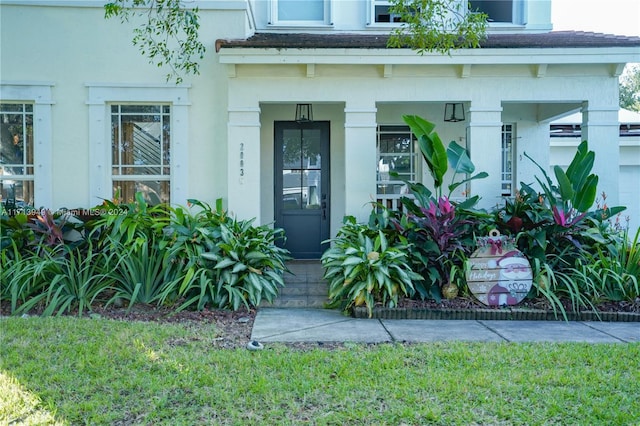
264, 260, 329, 308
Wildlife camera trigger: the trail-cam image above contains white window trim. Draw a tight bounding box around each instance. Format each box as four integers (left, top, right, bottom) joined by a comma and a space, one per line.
0, 81, 54, 208
367, 0, 404, 27
268, 0, 333, 27
86, 83, 190, 206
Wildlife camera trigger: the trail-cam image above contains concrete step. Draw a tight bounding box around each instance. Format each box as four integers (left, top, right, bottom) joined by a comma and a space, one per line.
263, 260, 330, 308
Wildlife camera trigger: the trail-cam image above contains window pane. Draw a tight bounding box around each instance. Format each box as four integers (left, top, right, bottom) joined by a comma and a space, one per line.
113, 180, 169, 205
278, 0, 324, 21
470, 0, 513, 23
501, 124, 514, 196
111, 104, 170, 202
377, 125, 417, 196
0, 103, 34, 208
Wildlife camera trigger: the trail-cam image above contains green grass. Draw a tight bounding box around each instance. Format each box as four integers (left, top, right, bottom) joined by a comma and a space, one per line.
1, 317, 639, 425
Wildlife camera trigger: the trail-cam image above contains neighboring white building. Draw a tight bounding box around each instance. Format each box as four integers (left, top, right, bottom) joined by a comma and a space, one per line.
551, 109, 640, 233
1, 0, 639, 257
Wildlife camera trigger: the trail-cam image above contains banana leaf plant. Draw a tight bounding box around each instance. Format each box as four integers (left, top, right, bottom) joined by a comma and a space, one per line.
400, 115, 488, 205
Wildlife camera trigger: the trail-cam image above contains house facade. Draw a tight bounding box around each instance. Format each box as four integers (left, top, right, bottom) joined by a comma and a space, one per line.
1, 0, 639, 258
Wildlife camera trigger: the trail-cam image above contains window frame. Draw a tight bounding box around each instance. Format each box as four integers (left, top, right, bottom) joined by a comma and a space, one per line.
469, 0, 526, 26
367, 0, 405, 26
501, 123, 516, 197
0, 83, 54, 208
376, 124, 420, 196
87, 84, 190, 206
268, 0, 333, 27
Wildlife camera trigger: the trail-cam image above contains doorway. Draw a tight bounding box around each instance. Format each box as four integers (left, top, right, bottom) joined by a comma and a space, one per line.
274, 121, 330, 259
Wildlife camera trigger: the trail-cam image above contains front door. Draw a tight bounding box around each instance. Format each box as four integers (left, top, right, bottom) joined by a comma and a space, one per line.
274, 121, 330, 259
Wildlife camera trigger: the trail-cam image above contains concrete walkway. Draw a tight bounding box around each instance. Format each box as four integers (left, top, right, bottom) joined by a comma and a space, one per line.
251, 308, 640, 344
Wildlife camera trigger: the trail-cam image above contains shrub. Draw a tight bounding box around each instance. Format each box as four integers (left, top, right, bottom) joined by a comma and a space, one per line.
322, 216, 422, 317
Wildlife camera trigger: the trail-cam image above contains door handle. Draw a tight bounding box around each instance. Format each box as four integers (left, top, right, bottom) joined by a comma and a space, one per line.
322, 201, 327, 220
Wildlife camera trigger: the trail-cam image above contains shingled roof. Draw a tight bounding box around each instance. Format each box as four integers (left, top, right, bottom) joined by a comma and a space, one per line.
216, 31, 640, 51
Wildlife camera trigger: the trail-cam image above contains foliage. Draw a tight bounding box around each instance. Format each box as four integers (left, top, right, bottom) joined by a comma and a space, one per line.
105, 236, 179, 311
387, 0, 488, 54
199, 211, 290, 311
104, 0, 206, 84
0, 213, 34, 257
90, 192, 171, 246
401, 114, 488, 201
392, 196, 478, 301
1, 193, 290, 315
322, 216, 422, 317
619, 64, 640, 112
382, 116, 488, 300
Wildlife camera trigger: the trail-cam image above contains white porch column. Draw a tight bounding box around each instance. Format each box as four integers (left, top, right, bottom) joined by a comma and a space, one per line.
344, 104, 377, 223
581, 104, 620, 206
467, 102, 504, 210
227, 106, 261, 221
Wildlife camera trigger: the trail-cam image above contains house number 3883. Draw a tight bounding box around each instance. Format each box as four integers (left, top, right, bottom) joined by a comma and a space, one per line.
239, 143, 244, 177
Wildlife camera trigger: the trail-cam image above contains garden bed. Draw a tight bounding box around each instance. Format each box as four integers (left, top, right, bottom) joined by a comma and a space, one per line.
351, 297, 640, 321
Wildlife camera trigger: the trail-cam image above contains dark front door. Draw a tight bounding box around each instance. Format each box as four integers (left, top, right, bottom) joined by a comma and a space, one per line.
274, 121, 330, 259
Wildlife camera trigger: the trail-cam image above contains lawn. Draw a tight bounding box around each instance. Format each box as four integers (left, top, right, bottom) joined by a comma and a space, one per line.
1, 317, 639, 425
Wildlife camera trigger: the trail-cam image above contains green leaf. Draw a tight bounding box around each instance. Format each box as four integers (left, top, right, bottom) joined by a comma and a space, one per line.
447, 141, 474, 175
573, 174, 598, 212
554, 166, 574, 203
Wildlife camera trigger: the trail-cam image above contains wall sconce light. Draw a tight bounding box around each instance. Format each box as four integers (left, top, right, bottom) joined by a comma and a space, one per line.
295, 103, 313, 123
444, 103, 465, 122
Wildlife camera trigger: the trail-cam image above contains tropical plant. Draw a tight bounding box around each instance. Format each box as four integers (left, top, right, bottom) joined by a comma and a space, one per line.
199, 214, 290, 311
16, 244, 115, 316
0, 244, 48, 314
105, 235, 180, 312
322, 216, 423, 317
90, 192, 170, 246
385, 116, 488, 300
0, 212, 34, 257
400, 115, 488, 202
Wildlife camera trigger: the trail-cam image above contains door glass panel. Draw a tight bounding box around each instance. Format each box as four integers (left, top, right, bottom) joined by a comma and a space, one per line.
281, 128, 323, 210
282, 129, 301, 169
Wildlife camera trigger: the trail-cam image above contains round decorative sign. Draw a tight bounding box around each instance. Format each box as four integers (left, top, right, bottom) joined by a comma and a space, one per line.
466, 230, 532, 306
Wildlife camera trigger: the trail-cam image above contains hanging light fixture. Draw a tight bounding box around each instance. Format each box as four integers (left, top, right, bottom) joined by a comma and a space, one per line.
444, 103, 465, 122
295, 103, 313, 123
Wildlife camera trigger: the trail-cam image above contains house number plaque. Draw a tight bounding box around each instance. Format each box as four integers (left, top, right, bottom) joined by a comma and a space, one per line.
239, 143, 244, 177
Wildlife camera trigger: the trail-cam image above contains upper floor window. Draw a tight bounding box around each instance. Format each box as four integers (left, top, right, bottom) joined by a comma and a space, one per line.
369, 0, 403, 24
470, 0, 524, 24
270, 0, 331, 26
0, 103, 34, 209
111, 104, 171, 205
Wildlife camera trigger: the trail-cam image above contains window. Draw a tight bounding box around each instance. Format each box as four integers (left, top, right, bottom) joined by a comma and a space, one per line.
501, 124, 515, 196
470, 0, 524, 24
111, 105, 170, 205
270, 0, 331, 26
0, 103, 34, 209
376, 125, 418, 195
369, 0, 403, 24
87, 84, 189, 206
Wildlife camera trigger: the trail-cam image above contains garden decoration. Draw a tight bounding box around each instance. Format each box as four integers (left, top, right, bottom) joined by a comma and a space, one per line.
466, 229, 532, 306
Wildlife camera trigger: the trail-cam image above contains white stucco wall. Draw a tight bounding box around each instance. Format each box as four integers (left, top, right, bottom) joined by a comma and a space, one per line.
0, 2, 248, 209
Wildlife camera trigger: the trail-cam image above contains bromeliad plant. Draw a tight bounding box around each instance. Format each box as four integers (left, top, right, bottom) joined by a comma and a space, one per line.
322, 216, 423, 317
